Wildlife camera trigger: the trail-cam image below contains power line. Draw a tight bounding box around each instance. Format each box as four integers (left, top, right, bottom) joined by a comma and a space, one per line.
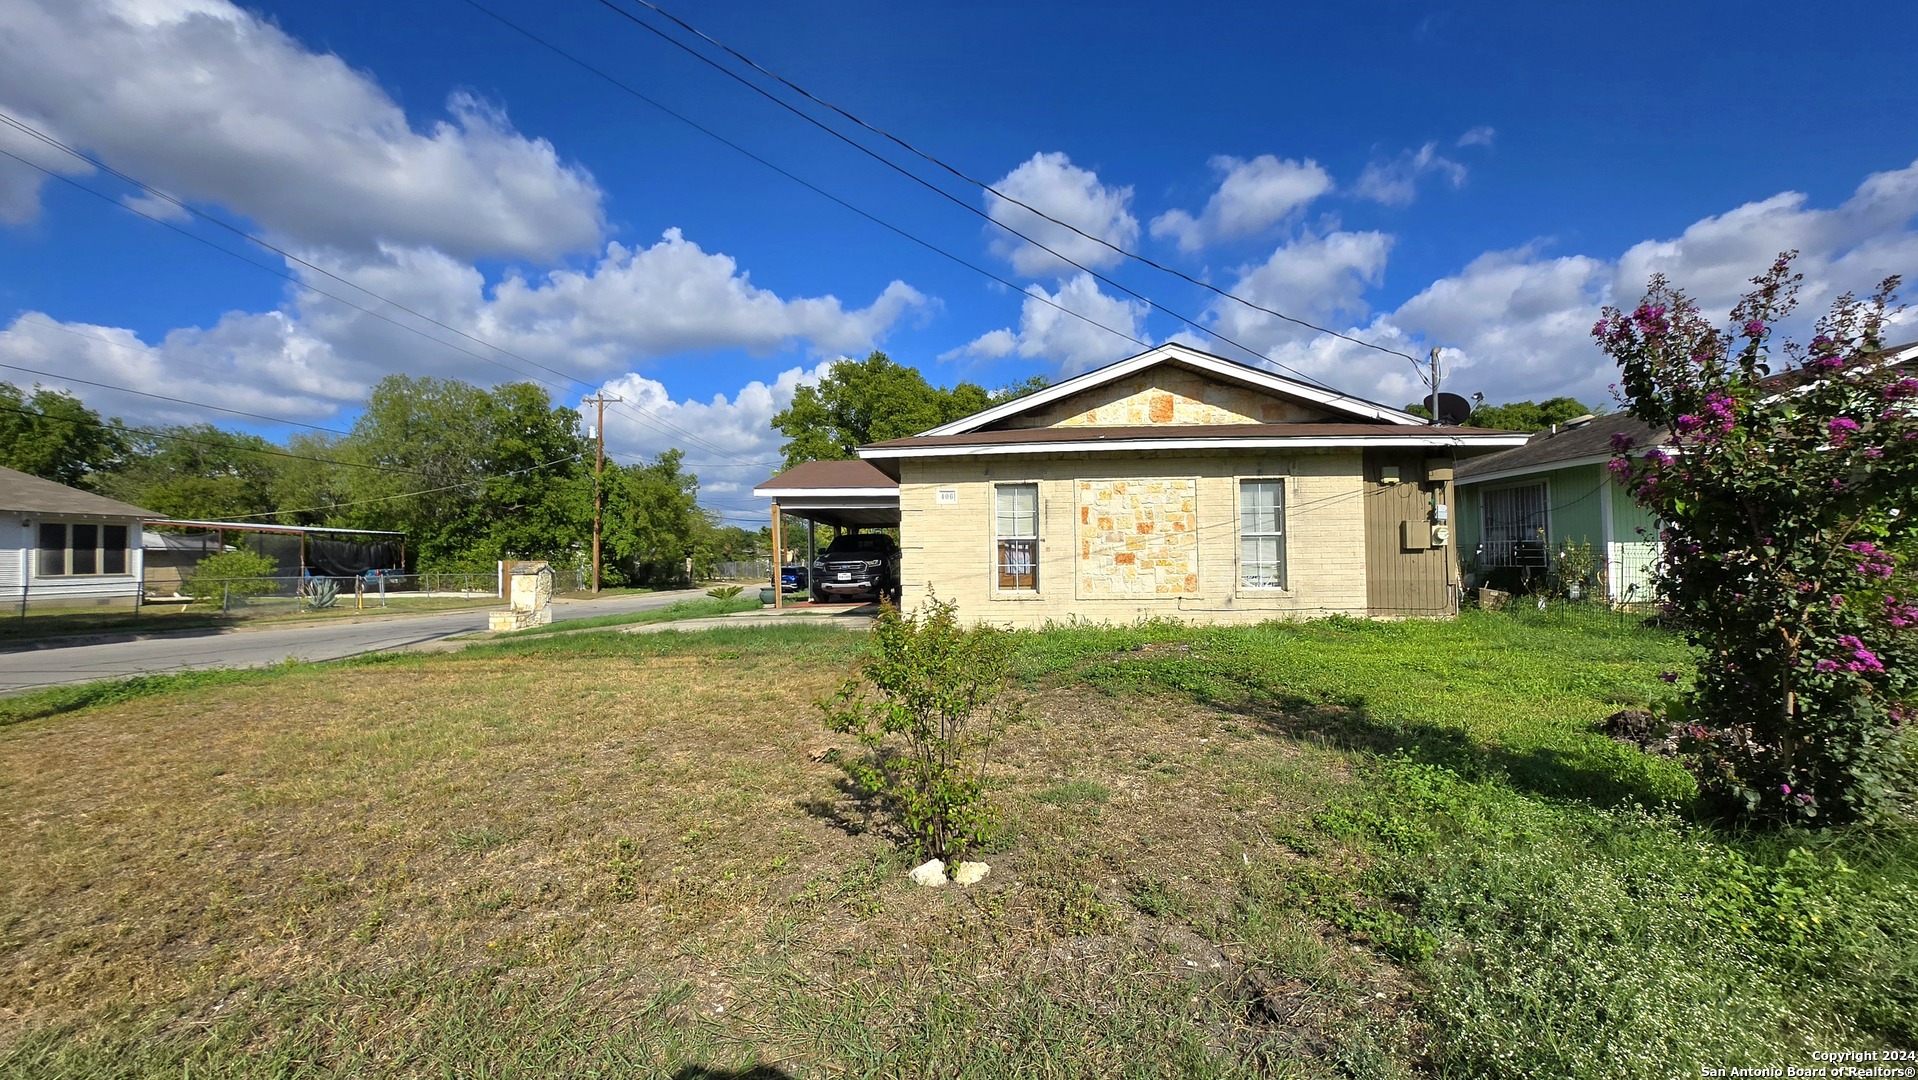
0, 399, 472, 480
589, 0, 1424, 409
460, 0, 1154, 363
617, 0, 1423, 369
0, 111, 778, 469
214, 452, 587, 521
0, 358, 357, 438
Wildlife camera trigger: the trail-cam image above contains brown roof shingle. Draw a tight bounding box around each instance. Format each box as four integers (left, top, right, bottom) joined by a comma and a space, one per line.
0, 466, 155, 518
1454, 413, 1660, 481
754, 458, 897, 492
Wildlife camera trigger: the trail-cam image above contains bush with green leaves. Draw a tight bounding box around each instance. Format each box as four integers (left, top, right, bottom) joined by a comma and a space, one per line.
1598, 255, 1916, 823
820, 596, 1012, 862
183, 548, 280, 605
705, 585, 744, 600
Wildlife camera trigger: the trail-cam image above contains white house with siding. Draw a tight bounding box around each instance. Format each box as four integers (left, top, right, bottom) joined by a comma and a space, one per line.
0, 467, 153, 612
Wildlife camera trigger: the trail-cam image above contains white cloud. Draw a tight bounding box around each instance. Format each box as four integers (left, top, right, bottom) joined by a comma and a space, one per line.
0, 0, 604, 260
986, 152, 1140, 279
1215, 157, 1918, 414
951, 273, 1149, 375
0, 310, 354, 427
1354, 142, 1468, 206
1208, 231, 1394, 356
1456, 126, 1497, 148
1150, 154, 1333, 253
596, 359, 838, 501
0, 228, 926, 438
0, 109, 92, 225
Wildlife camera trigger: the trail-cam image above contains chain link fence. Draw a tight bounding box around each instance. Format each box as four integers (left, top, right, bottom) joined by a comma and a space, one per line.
178, 573, 506, 615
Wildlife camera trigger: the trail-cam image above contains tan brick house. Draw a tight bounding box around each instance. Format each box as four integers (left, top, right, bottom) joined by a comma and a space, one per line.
759, 344, 1530, 625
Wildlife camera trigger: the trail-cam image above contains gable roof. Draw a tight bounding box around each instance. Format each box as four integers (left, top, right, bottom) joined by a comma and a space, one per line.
0, 466, 155, 519
1454, 412, 1660, 485
1755, 340, 1917, 397
919, 343, 1425, 436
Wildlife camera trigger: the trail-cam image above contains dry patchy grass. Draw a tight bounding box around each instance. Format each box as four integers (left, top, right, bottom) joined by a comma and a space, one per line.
0, 626, 1405, 1078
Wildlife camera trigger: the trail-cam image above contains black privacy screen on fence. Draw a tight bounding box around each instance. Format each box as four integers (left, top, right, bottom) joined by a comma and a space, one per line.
253, 534, 403, 577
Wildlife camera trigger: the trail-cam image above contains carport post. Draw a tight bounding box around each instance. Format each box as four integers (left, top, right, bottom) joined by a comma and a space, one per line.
806, 519, 816, 601
769, 502, 783, 610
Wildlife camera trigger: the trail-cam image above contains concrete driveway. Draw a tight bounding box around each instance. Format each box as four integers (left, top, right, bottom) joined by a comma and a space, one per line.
0, 588, 714, 694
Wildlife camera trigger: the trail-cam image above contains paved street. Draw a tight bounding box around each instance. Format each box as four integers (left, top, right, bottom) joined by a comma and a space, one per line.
0, 588, 714, 694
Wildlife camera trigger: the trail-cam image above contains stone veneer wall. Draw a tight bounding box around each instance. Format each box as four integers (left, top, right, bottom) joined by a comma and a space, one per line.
1004, 374, 1327, 429
895, 451, 1368, 627
1076, 478, 1198, 598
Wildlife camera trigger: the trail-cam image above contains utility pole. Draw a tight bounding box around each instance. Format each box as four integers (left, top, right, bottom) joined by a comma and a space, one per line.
584, 393, 622, 594
1429, 346, 1442, 426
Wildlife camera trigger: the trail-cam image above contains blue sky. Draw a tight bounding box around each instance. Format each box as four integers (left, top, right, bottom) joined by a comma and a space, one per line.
1, 0, 1914, 525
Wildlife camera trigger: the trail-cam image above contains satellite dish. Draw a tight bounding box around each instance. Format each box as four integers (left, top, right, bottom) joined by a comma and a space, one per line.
1424, 392, 1473, 425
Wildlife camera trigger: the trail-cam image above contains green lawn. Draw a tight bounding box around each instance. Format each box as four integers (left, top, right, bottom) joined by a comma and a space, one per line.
0, 608, 1909, 1078
502, 594, 762, 635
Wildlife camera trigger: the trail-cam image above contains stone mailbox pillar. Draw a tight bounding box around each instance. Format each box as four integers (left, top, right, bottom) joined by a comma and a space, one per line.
489, 560, 555, 631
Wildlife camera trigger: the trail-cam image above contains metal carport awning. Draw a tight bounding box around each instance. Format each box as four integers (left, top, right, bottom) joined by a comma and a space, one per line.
751, 459, 900, 609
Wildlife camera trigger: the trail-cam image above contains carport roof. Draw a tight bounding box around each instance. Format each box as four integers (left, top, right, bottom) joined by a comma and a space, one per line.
753, 459, 899, 529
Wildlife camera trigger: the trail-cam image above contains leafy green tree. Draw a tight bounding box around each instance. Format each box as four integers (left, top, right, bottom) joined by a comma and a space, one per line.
268, 432, 348, 526
1404, 396, 1596, 431
0, 382, 125, 486
990, 374, 1051, 404
603, 449, 705, 586
1599, 255, 1915, 824
93, 425, 278, 519
469, 382, 592, 564
337, 376, 591, 571
773, 351, 1000, 468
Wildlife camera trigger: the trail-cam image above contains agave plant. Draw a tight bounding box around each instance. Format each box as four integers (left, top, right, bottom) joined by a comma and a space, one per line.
304, 577, 341, 610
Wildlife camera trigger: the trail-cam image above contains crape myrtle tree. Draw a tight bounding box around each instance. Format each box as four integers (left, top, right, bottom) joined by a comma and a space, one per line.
1596, 254, 1916, 824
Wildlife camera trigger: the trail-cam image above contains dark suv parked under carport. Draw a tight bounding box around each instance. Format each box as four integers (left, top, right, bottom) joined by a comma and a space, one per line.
810, 533, 900, 604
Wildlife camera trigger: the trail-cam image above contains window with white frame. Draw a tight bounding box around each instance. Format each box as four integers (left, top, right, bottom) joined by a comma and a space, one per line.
36, 522, 130, 577
1239, 479, 1285, 589
994, 483, 1039, 591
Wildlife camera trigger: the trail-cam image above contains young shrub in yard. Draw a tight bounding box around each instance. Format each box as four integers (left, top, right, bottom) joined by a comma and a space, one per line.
706, 584, 744, 600
820, 595, 1012, 862
182, 548, 280, 605
1598, 255, 1916, 824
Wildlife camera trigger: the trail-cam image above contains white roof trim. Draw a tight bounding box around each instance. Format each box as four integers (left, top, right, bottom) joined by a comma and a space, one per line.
1455, 453, 1618, 487
919, 343, 1425, 436
860, 432, 1531, 461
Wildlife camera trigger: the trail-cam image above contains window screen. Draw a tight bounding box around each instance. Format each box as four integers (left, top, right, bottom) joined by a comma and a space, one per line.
1239, 480, 1285, 589
103, 524, 129, 575
995, 484, 1039, 591
37, 523, 66, 577
70, 523, 99, 575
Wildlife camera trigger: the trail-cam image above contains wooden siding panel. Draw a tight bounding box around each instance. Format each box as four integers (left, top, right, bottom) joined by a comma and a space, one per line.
1362, 450, 1458, 617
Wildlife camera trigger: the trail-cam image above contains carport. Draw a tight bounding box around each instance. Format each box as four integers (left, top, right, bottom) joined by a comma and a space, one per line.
751, 460, 900, 609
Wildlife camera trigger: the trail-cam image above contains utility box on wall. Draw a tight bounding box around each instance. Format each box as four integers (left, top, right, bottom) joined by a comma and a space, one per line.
1401, 520, 1431, 550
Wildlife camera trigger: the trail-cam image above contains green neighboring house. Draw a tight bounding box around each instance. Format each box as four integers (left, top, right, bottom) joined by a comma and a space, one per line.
1454, 412, 1664, 604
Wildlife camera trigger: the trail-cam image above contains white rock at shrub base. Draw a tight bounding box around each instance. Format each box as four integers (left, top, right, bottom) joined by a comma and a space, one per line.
950, 861, 990, 885
908, 859, 947, 887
